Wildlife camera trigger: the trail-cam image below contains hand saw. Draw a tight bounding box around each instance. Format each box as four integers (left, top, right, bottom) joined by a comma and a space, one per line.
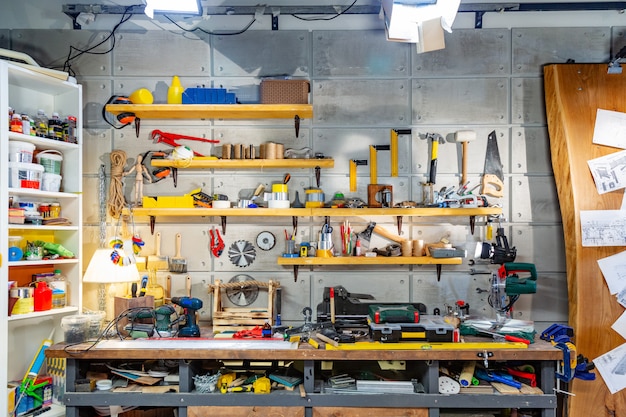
480, 130, 504, 198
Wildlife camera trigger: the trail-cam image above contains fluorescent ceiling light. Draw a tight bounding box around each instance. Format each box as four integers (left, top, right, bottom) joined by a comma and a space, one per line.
144, 0, 203, 19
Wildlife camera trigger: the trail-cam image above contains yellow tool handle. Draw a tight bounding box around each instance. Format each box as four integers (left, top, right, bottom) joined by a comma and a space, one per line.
349, 160, 357, 192
481, 174, 504, 198
390, 130, 398, 177
369, 145, 377, 185
431, 139, 439, 160
373, 224, 406, 244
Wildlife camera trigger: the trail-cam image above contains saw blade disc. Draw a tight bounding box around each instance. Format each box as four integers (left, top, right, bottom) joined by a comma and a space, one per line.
256, 231, 276, 251
226, 274, 259, 306
228, 240, 256, 267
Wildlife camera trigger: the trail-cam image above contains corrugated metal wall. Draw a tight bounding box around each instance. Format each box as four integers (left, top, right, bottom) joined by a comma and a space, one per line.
5, 25, 620, 329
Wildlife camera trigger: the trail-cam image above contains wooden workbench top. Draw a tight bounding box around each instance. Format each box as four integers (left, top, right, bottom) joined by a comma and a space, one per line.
46, 336, 561, 362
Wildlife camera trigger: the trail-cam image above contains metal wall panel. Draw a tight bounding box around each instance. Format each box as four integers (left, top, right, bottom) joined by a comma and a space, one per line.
510, 176, 561, 224
511, 127, 552, 174
511, 225, 566, 273
114, 31, 210, 76
512, 27, 611, 76
511, 77, 546, 125
413, 29, 511, 77
10, 29, 112, 76
314, 79, 410, 125
412, 78, 508, 125
213, 31, 309, 77
80, 79, 113, 128
0, 30, 9, 49
313, 30, 408, 77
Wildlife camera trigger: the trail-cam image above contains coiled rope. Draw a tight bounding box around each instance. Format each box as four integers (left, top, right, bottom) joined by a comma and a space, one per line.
108, 149, 127, 219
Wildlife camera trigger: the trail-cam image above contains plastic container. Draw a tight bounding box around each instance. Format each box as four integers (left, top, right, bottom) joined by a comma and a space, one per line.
9, 162, 44, 189
34, 281, 52, 311
10, 113, 23, 133
9, 287, 34, 315
42, 173, 62, 192
48, 112, 63, 140
36, 150, 63, 174
61, 315, 90, 343
83, 310, 106, 339
50, 269, 67, 308
34, 110, 49, 137
167, 75, 184, 104
8, 235, 23, 262
9, 141, 36, 163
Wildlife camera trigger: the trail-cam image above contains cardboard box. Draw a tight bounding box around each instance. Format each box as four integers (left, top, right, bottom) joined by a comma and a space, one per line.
260, 80, 310, 104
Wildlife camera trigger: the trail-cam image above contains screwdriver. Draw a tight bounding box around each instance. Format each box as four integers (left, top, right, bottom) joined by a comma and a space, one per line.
476, 329, 530, 344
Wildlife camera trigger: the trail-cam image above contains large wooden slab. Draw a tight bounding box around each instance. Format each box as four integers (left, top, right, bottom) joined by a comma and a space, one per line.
188, 406, 305, 417
544, 63, 626, 416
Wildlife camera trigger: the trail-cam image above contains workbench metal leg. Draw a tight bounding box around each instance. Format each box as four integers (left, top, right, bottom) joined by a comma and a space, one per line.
64, 358, 79, 417
179, 360, 193, 393
540, 361, 557, 417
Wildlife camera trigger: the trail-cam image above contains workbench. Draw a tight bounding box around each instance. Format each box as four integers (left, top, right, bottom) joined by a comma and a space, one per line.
45, 337, 562, 417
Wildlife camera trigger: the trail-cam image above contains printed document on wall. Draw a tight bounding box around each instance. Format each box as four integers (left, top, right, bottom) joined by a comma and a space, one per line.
587, 150, 626, 194
593, 109, 626, 149
594, 343, 626, 394
580, 210, 626, 246
597, 250, 626, 294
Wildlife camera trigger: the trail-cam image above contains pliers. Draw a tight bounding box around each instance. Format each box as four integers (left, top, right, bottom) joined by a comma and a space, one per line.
150, 129, 220, 156
209, 227, 225, 257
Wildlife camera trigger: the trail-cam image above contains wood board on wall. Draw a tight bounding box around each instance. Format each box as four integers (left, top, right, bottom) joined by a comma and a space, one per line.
545, 63, 626, 416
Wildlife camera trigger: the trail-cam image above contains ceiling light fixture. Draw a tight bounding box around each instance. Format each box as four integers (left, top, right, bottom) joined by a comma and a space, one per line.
381, 0, 461, 53
143, 0, 203, 19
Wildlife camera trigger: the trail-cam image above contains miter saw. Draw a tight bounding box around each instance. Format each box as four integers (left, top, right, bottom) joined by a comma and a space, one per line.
488, 262, 538, 322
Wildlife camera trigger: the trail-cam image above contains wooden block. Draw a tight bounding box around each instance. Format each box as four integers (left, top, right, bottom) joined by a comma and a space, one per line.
114, 296, 154, 336
367, 184, 393, 208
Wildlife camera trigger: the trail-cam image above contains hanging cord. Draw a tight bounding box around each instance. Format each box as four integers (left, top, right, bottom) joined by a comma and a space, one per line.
98, 164, 107, 247
108, 150, 128, 219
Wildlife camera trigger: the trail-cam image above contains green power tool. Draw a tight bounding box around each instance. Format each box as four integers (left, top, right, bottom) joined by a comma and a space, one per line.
126, 305, 176, 337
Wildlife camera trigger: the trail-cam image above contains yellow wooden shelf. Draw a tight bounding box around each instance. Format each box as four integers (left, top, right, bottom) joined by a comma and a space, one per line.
105, 103, 313, 119
151, 158, 334, 169
277, 256, 462, 266
124, 206, 501, 218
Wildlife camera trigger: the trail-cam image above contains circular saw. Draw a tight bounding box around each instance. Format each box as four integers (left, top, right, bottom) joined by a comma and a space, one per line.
228, 240, 256, 267
226, 274, 259, 306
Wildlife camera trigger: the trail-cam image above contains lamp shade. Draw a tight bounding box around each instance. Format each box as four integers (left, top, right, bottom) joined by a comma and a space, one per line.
83, 248, 140, 284
144, 0, 203, 18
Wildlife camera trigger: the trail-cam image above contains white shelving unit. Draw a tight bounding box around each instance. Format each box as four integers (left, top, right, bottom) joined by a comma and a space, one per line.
0, 61, 82, 417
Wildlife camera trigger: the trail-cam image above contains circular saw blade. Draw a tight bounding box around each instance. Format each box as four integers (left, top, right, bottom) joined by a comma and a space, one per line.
226, 274, 259, 306
228, 240, 256, 267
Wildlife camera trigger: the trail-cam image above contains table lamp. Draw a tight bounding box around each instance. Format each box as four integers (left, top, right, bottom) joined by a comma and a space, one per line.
83, 246, 140, 321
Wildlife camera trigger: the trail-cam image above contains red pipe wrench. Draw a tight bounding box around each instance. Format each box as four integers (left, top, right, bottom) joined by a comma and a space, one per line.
150, 129, 220, 156
209, 227, 225, 257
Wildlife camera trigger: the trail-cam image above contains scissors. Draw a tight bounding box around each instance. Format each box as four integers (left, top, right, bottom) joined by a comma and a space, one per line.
322, 223, 333, 234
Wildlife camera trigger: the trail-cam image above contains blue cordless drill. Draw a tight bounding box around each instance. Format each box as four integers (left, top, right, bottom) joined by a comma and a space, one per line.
171, 297, 203, 337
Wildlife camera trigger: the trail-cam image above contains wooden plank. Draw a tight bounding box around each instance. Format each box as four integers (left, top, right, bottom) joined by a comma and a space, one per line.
312, 407, 427, 417
188, 406, 305, 417
545, 63, 626, 416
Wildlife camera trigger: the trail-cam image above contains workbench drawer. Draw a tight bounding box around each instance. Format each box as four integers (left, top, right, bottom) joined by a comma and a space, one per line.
313, 408, 428, 417
187, 406, 305, 417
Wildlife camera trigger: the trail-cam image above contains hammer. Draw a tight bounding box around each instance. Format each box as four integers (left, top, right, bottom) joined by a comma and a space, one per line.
454, 130, 477, 186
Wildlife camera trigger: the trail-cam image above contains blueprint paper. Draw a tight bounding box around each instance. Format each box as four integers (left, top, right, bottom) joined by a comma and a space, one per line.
593, 109, 626, 149
594, 342, 626, 394
597, 250, 626, 294
580, 210, 626, 247
612, 310, 626, 340
587, 150, 626, 194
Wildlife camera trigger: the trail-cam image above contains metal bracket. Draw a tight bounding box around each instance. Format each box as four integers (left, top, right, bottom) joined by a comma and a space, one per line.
477, 350, 493, 368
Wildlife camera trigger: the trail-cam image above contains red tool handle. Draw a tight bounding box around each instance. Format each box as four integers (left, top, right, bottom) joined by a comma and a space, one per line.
504, 334, 530, 344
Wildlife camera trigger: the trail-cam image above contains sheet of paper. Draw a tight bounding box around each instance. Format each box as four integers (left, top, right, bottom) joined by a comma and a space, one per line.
612, 311, 626, 340
597, 250, 626, 294
587, 150, 626, 194
580, 210, 626, 246
594, 342, 626, 394
593, 109, 626, 149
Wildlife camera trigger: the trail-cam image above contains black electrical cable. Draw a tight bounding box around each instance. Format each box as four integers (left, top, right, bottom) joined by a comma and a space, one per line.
57, 4, 140, 77
164, 14, 257, 36
290, 0, 358, 21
